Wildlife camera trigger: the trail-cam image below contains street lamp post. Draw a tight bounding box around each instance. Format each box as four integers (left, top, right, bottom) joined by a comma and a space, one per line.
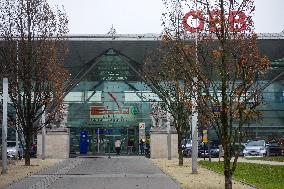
166, 105, 171, 160
1, 78, 8, 175
42, 106, 46, 160
191, 0, 199, 174
191, 100, 198, 174
208, 126, 212, 162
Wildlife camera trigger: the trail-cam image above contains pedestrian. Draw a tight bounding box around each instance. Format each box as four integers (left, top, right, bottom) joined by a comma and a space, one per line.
115, 138, 121, 155
145, 139, 150, 156
139, 139, 145, 155
127, 139, 133, 154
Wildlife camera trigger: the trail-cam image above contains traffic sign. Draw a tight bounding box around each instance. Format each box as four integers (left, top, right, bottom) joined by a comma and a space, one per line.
139, 122, 145, 130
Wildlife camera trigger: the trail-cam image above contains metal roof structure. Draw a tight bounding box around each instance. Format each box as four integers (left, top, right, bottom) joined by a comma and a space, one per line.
66, 33, 284, 41
65, 33, 284, 79
61, 33, 284, 102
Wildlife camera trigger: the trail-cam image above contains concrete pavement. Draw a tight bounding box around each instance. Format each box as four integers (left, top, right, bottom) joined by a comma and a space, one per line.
2, 156, 183, 189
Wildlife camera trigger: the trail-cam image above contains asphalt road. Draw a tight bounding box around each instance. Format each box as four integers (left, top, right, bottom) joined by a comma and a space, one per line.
3, 156, 183, 189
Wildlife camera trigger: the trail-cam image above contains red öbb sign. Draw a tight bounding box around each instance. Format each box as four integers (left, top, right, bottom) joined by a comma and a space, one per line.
183, 10, 247, 33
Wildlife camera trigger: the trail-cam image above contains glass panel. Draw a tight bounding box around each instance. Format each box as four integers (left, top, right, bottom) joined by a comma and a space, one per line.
86, 91, 102, 102
64, 92, 84, 102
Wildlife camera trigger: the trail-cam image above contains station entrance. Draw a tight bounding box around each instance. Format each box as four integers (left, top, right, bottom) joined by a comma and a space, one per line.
65, 47, 159, 156
92, 126, 138, 154
70, 126, 139, 155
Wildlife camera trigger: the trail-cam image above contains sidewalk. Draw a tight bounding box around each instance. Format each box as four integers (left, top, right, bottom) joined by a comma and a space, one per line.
2, 156, 276, 189
2, 156, 183, 189
0, 158, 62, 188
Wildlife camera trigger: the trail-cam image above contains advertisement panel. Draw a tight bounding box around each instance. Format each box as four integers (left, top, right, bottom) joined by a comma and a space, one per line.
202, 129, 208, 143
90, 106, 138, 122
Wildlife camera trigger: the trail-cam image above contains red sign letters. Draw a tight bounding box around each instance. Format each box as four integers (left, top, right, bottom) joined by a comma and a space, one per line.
183, 10, 247, 33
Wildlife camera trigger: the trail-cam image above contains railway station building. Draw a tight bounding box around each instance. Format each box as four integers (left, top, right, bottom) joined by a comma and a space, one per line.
61, 33, 284, 156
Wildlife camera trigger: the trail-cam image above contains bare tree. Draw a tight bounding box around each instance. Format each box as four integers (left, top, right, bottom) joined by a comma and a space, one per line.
144, 34, 197, 166
143, 0, 204, 167
0, 0, 69, 165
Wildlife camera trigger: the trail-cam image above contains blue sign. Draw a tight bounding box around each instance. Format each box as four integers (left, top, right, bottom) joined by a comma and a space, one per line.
80, 131, 88, 154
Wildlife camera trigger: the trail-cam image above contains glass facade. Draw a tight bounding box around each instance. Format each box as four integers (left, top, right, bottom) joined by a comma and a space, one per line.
64, 46, 162, 155
62, 35, 284, 155
66, 82, 158, 155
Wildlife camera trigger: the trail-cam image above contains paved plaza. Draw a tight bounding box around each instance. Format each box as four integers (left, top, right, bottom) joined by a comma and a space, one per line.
2, 156, 183, 189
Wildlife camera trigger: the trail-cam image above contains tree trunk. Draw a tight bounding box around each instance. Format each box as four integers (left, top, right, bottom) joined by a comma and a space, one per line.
223, 152, 233, 189
224, 172, 232, 189
177, 132, 183, 166
24, 132, 32, 166
24, 147, 31, 166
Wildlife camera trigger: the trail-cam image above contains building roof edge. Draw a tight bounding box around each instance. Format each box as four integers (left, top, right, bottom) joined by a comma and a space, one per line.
66, 33, 284, 41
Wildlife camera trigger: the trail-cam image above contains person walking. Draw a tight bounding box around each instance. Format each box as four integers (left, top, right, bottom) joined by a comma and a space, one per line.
145, 139, 150, 156
139, 139, 145, 155
115, 139, 121, 155
127, 139, 133, 154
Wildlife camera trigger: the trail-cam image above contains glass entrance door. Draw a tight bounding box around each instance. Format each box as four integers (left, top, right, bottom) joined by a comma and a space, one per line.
93, 128, 107, 153
93, 127, 137, 154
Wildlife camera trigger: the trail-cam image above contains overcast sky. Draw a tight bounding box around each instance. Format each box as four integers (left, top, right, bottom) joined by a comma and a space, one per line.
47, 0, 284, 34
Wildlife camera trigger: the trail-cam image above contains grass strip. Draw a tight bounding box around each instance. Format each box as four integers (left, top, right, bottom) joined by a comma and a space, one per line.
198, 161, 284, 189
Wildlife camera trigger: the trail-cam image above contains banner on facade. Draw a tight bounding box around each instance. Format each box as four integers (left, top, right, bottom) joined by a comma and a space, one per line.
90, 106, 138, 122
202, 129, 208, 143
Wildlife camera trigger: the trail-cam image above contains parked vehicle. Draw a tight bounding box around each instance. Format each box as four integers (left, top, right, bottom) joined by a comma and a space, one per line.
210, 145, 220, 158
7, 141, 24, 159
182, 139, 192, 157
182, 140, 221, 158
183, 147, 192, 157
243, 140, 268, 157
198, 145, 208, 158
198, 143, 220, 158
182, 139, 192, 149
267, 141, 282, 156
0, 141, 37, 159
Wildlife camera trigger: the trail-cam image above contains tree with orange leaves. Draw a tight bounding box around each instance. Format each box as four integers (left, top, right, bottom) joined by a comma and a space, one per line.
182, 0, 269, 188
161, 0, 269, 188
0, 0, 69, 166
